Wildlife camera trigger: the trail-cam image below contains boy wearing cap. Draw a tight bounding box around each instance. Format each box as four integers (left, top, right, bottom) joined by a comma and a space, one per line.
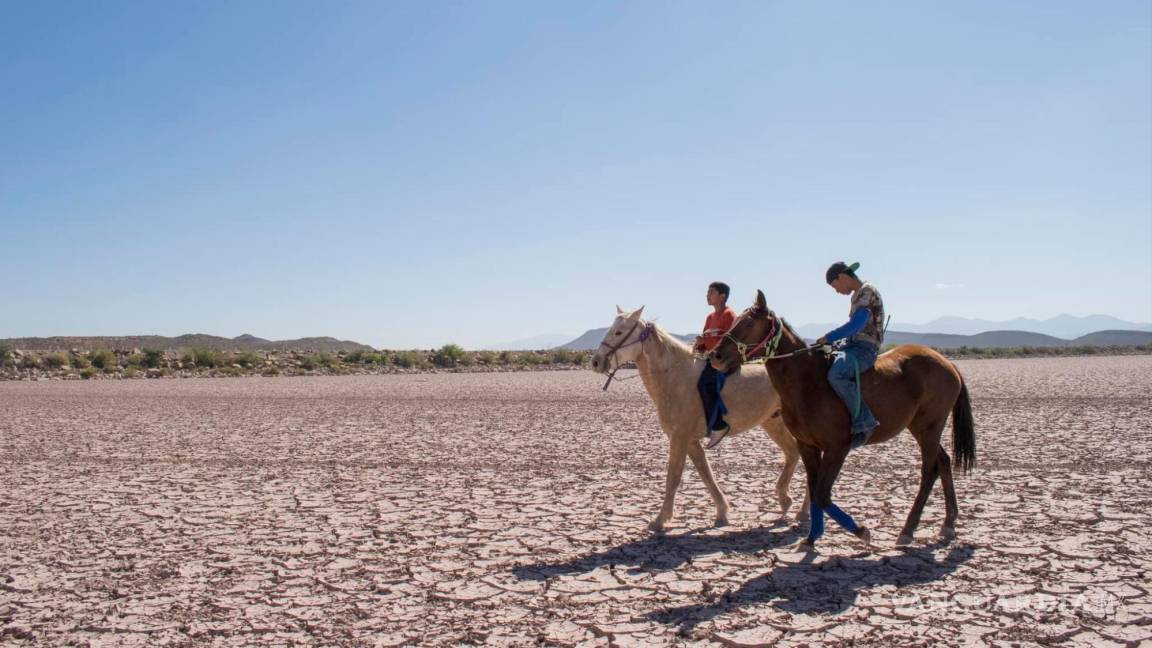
695, 281, 737, 449
816, 262, 885, 449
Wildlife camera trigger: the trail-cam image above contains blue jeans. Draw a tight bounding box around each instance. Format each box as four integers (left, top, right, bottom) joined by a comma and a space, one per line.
697, 362, 729, 431
828, 341, 878, 433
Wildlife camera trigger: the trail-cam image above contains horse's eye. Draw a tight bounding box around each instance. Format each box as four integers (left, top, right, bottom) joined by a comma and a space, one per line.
615, 331, 622, 336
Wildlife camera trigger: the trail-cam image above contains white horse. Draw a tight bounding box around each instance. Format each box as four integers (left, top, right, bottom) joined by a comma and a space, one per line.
590, 306, 808, 532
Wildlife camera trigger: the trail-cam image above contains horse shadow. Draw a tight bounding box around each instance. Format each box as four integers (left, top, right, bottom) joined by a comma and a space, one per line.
511, 523, 804, 581
510, 526, 973, 633
646, 538, 974, 632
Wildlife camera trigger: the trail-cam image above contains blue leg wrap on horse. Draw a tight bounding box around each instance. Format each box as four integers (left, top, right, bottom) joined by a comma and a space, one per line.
808, 501, 825, 540
823, 502, 860, 534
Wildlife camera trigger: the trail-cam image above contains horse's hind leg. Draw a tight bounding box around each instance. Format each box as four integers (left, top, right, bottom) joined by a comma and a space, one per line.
936, 445, 959, 539
686, 442, 730, 527
896, 424, 945, 545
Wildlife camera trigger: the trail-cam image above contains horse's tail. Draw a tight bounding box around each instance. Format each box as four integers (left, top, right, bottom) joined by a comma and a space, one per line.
951, 376, 976, 474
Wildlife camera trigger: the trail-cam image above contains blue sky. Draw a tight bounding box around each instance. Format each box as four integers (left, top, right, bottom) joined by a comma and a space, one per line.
3, 1, 1150, 348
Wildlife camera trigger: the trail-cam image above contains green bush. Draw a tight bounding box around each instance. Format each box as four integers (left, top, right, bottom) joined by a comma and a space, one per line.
498, 351, 517, 365
123, 366, 139, 378
361, 352, 386, 364
80, 367, 97, 379
299, 355, 318, 371
433, 344, 467, 368
44, 352, 69, 369
20, 356, 41, 370
0, 344, 11, 366
475, 350, 497, 365
143, 349, 165, 368
71, 353, 91, 370
90, 350, 116, 369
344, 350, 365, 363
191, 348, 222, 368
392, 350, 429, 369
233, 352, 260, 368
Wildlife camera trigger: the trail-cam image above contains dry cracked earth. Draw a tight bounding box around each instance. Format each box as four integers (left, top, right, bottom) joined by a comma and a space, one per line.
1, 356, 1150, 647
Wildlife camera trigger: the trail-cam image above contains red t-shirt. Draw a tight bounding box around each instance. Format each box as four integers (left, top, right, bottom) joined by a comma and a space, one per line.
698, 307, 736, 352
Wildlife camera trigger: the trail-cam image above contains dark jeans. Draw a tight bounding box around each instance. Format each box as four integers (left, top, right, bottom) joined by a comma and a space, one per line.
697, 362, 729, 431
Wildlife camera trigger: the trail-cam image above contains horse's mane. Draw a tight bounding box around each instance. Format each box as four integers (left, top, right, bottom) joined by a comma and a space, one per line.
750, 306, 801, 341
648, 321, 694, 355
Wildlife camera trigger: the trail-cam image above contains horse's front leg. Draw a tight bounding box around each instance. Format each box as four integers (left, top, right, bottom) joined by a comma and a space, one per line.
650, 436, 690, 532
686, 441, 730, 527
764, 421, 809, 524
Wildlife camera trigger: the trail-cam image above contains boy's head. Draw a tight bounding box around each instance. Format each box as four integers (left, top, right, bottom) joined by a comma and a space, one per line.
826, 261, 861, 295
707, 281, 730, 307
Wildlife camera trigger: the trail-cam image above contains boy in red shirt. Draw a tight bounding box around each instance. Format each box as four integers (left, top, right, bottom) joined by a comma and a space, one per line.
695, 281, 737, 448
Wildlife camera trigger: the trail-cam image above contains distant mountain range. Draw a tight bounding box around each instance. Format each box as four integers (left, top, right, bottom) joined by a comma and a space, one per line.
558, 326, 1152, 351
794, 314, 1151, 340
0, 334, 374, 354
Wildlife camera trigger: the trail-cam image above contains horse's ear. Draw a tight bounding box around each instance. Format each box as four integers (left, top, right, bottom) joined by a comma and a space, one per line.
755, 290, 767, 311
616, 305, 624, 315
629, 305, 645, 321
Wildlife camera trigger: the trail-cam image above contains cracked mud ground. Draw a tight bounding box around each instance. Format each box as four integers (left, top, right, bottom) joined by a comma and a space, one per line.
1, 356, 1150, 647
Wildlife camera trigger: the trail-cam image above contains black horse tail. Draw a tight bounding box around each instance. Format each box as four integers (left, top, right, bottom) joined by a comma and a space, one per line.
951, 377, 976, 474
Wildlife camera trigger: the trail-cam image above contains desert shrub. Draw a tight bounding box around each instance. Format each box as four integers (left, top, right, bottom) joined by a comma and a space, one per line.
233, 351, 260, 368
317, 353, 338, 368
262, 365, 281, 376
80, 367, 97, 379
520, 351, 548, 365
71, 353, 91, 369
44, 352, 69, 369
143, 348, 165, 368
219, 366, 242, 377
19, 356, 41, 370
123, 353, 145, 368
475, 350, 497, 365
498, 350, 517, 365
392, 350, 429, 369
433, 344, 467, 368
191, 348, 223, 368
344, 350, 365, 363
90, 350, 116, 369
549, 348, 589, 365
123, 366, 139, 378
361, 352, 385, 364
0, 344, 11, 365
298, 355, 318, 370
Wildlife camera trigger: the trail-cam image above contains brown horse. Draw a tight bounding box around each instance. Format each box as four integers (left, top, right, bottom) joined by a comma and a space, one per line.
710, 290, 975, 547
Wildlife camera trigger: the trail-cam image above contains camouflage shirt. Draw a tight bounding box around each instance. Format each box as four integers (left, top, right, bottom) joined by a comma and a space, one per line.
849, 282, 885, 346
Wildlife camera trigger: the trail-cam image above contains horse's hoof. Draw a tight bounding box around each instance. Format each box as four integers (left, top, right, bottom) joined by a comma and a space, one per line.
799, 539, 817, 551
648, 520, 666, 533
895, 534, 914, 546
941, 526, 956, 540
855, 526, 872, 547
714, 517, 729, 528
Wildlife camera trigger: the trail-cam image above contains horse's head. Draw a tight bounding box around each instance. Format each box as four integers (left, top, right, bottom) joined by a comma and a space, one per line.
590, 306, 647, 374
710, 289, 779, 373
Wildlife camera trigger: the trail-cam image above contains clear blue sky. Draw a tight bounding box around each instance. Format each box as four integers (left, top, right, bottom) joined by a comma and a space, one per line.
3, 1, 1150, 348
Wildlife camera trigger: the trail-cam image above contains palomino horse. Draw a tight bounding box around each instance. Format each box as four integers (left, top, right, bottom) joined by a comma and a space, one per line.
590, 306, 808, 532
710, 291, 976, 547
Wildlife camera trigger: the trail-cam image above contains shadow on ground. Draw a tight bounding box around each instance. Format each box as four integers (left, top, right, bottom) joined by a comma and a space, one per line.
511, 524, 804, 580
647, 539, 975, 631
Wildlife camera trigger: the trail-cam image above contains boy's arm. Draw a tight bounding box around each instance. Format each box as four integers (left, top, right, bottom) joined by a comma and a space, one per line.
820, 309, 870, 344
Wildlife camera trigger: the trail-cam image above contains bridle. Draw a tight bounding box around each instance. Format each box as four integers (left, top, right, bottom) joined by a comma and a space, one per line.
598, 319, 654, 390
724, 310, 824, 363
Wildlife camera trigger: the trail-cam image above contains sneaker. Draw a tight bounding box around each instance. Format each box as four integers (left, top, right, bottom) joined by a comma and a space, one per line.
704, 424, 731, 449
849, 422, 878, 450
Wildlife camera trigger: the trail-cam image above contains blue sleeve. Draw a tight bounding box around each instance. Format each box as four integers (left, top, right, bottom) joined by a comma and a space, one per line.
824, 308, 870, 343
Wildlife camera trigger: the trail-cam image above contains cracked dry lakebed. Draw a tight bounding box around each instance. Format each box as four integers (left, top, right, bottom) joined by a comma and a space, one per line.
1, 355, 1150, 646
